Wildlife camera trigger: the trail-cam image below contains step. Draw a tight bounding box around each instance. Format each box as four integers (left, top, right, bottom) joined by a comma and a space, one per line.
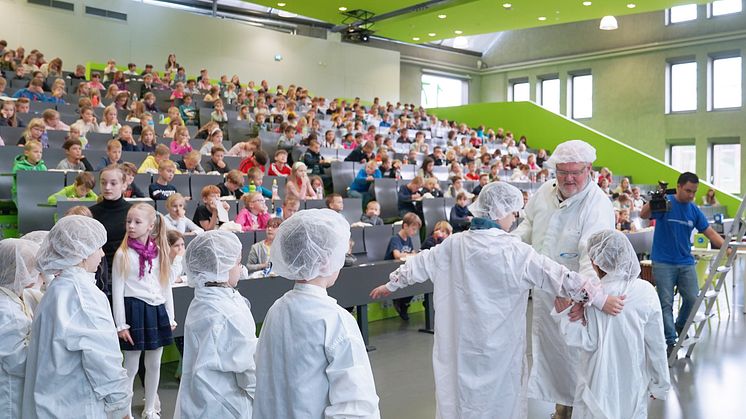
693, 312, 715, 323
680, 336, 701, 348
716, 266, 732, 274
703, 290, 719, 299
728, 241, 746, 248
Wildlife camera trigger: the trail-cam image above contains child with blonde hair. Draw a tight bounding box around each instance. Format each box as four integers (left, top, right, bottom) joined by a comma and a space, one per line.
169, 125, 192, 155
164, 193, 204, 235
235, 192, 271, 232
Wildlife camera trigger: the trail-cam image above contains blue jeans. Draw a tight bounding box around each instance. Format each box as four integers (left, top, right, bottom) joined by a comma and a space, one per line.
652, 262, 699, 345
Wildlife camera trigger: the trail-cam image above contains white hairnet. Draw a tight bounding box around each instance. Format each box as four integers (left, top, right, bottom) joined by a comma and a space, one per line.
20, 230, 49, 245
270, 209, 350, 280
544, 140, 597, 169
587, 230, 641, 280
0, 239, 41, 296
36, 216, 107, 275
468, 182, 524, 221
184, 230, 242, 287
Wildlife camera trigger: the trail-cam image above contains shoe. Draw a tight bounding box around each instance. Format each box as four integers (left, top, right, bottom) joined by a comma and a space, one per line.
394, 301, 410, 321
142, 410, 161, 419
667, 344, 677, 359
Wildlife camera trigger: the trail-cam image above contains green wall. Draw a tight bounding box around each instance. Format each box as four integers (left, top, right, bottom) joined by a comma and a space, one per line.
430, 101, 741, 215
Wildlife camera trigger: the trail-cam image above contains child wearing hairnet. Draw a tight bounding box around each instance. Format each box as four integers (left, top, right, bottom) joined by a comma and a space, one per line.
552, 230, 670, 419
0, 239, 40, 418
253, 209, 381, 419
23, 216, 132, 419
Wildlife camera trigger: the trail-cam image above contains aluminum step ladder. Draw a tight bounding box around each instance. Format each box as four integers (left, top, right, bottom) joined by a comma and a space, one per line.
668, 197, 746, 367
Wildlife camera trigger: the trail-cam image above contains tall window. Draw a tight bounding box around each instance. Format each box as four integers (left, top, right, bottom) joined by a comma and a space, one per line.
570, 73, 592, 119
420, 74, 467, 108
668, 144, 697, 173
669, 61, 697, 112
669, 4, 698, 23
509, 80, 530, 102
711, 0, 742, 16
712, 143, 741, 192
711, 56, 742, 109
540, 78, 561, 114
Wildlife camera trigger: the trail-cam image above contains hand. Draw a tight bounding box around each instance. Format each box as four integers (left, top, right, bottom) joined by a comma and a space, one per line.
568, 302, 587, 325
370, 285, 392, 299
554, 297, 572, 313
222, 201, 230, 211
602, 295, 625, 316
118, 330, 134, 345
171, 325, 177, 331
217, 160, 226, 168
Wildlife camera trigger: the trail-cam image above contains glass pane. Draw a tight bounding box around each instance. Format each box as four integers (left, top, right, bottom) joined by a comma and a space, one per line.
541, 78, 561, 114
713, 144, 741, 193
712, 0, 742, 16
421, 74, 464, 108
572, 74, 592, 119
669, 145, 697, 173
713, 56, 742, 109
670, 4, 698, 23
512, 82, 530, 102
671, 62, 697, 112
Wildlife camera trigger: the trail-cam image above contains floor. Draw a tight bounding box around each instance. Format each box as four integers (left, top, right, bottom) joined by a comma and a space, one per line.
134, 279, 746, 419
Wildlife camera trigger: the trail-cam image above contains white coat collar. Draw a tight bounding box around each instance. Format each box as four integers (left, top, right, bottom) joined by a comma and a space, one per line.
293, 282, 330, 298
551, 176, 594, 209
58, 266, 97, 284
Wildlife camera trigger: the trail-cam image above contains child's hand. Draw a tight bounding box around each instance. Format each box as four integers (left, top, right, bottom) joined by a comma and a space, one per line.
217, 160, 226, 168
370, 285, 392, 299
222, 201, 230, 211
554, 297, 572, 313
118, 330, 134, 345
601, 295, 625, 316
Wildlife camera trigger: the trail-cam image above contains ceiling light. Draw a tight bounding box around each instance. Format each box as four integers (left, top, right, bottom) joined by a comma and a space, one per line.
454, 30, 463, 34
438, 14, 447, 19
599, 15, 618, 30
277, 2, 286, 6
626, 3, 636, 8
582, 1, 592, 6
428, 32, 436, 37
537, 16, 547, 21
412, 37, 420, 41
338, 6, 347, 11
502, 3, 512, 8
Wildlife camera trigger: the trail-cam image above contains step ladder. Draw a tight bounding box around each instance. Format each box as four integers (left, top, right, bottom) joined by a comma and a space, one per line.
668, 197, 746, 367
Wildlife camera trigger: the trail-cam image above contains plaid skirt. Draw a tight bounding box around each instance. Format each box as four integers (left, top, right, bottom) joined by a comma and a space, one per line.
121, 297, 174, 351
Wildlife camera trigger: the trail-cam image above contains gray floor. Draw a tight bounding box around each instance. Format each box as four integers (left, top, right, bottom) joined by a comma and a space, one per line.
135, 280, 746, 419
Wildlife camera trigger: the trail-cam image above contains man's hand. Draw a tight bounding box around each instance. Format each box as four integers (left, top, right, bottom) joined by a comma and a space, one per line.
602, 295, 625, 316
370, 285, 392, 299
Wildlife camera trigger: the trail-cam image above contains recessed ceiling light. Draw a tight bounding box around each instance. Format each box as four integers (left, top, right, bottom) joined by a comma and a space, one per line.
437, 14, 447, 19
428, 32, 436, 37
412, 37, 420, 41
626, 3, 636, 8
582, 1, 592, 6
538, 16, 547, 21
338, 6, 347, 11
277, 2, 286, 6
502, 3, 512, 8
454, 30, 463, 34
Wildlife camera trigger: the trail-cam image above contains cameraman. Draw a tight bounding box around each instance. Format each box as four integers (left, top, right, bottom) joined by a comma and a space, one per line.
640, 172, 724, 357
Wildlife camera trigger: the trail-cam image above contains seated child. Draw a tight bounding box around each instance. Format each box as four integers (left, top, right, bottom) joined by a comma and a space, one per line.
176, 150, 205, 174
325, 193, 343, 213
98, 139, 123, 170
386, 212, 421, 320
120, 162, 147, 198
450, 192, 474, 233
117, 124, 139, 152
464, 160, 480, 181
616, 208, 635, 232
445, 176, 474, 201
238, 149, 268, 174
176, 231, 258, 417
253, 209, 380, 418
309, 175, 324, 199
246, 217, 282, 275
164, 193, 204, 235
245, 167, 272, 199
203, 145, 229, 174
178, 94, 197, 125
216, 169, 245, 200
552, 230, 669, 419
422, 220, 452, 250
199, 128, 224, 156
235, 192, 270, 232
139, 144, 181, 174
148, 160, 178, 200
167, 230, 186, 284
420, 177, 443, 198
56, 138, 93, 171
360, 201, 384, 226
47, 171, 98, 205
139, 126, 158, 153
193, 185, 231, 231
510, 164, 530, 182
169, 126, 192, 155
12, 140, 47, 203
268, 149, 291, 177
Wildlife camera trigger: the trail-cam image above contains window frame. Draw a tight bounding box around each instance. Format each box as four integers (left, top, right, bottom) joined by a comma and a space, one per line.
666, 3, 699, 24
508, 77, 530, 102
666, 142, 697, 174
708, 52, 742, 111
538, 75, 561, 114
708, 0, 743, 17
709, 139, 741, 193
666, 57, 698, 114
420, 72, 469, 108
569, 71, 593, 120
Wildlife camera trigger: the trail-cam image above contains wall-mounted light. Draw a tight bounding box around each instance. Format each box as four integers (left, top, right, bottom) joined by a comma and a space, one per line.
274, 54, 283, 61
599, 15, 618, 30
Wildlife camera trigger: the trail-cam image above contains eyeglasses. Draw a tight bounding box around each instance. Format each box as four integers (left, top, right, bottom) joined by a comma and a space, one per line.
556, 168, 587, 177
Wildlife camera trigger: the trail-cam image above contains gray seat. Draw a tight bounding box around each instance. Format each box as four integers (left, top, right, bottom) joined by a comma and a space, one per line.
190, 174, 222, 197
330, 161, 355, 196
0, 127, 24, 144
16, 171, 66, 233
236, 231, 256, 264
223, 156, 243, 171
87, 132, 114, 150
227, 121, 254, 143
341, 198, 363, 224
121, 151, 147, 168
29, 101, 55, 114
363, 224, 393, 262
47, 130, 69, 149
373, 178, 399, 219
350, 226, 365, 254
171, 174, 191, 197
56, 199, 96, 220
134, 173, 152, 195
304, 199, 326, 209
422, 197, 448, 236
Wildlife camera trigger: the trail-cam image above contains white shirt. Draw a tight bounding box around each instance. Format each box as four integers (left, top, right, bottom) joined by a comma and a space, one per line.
0, 287, 31, 419
112, 247, 176, 331
165, 214, 205, 235
253, 283, 380, 419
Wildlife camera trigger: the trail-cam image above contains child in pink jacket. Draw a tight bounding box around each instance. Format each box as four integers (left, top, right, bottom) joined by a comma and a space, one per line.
235, 192, 271, 231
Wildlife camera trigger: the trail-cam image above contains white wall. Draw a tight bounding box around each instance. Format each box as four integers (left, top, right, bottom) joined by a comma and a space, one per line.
1, 0, 400, 101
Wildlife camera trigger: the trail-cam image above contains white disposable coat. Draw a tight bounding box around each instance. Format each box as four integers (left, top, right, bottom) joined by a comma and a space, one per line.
253, 283, 380, 419
175, 286, 258, 419
553, 276, 670, 418
22, 267, 131, 419
514, 179, 615, 405
384, 228, 608, 419
0, 287, 32, 418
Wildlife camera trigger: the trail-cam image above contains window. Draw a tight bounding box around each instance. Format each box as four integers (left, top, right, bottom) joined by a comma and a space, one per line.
669, 61, 697, 112
711, 56, 742, 109
509, 80, 530, 102
711, 143, 741, 192
668, 144, 697, 173
540, 77, 561, 114
420, 74, 467, 108
712, 0, 742, 16
669, 4, 698, 23
570, 73, 592, 119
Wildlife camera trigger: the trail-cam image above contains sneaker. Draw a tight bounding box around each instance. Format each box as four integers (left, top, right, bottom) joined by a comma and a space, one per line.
142, 410, 161, 419
394, 301, 410, 321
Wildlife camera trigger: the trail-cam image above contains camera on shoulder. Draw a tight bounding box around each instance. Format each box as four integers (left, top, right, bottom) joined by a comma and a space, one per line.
648, 181, 677, 213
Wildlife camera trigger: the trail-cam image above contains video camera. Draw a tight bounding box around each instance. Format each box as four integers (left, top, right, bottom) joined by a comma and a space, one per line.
648, 181, 677, 213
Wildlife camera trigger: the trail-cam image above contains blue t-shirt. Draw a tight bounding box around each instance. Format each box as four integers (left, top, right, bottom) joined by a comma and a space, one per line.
385, 234, 413, 260
651, 195, 710, 265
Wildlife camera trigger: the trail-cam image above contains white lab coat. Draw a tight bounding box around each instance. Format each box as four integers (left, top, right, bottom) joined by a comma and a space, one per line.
22, 267, 131, 419
384, 227, 608, 419
0, 287, 32, 419
514, 179, 615, 405
253, 283, 380, 419
553, 276, 670, 419
175, 286, 258, 419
